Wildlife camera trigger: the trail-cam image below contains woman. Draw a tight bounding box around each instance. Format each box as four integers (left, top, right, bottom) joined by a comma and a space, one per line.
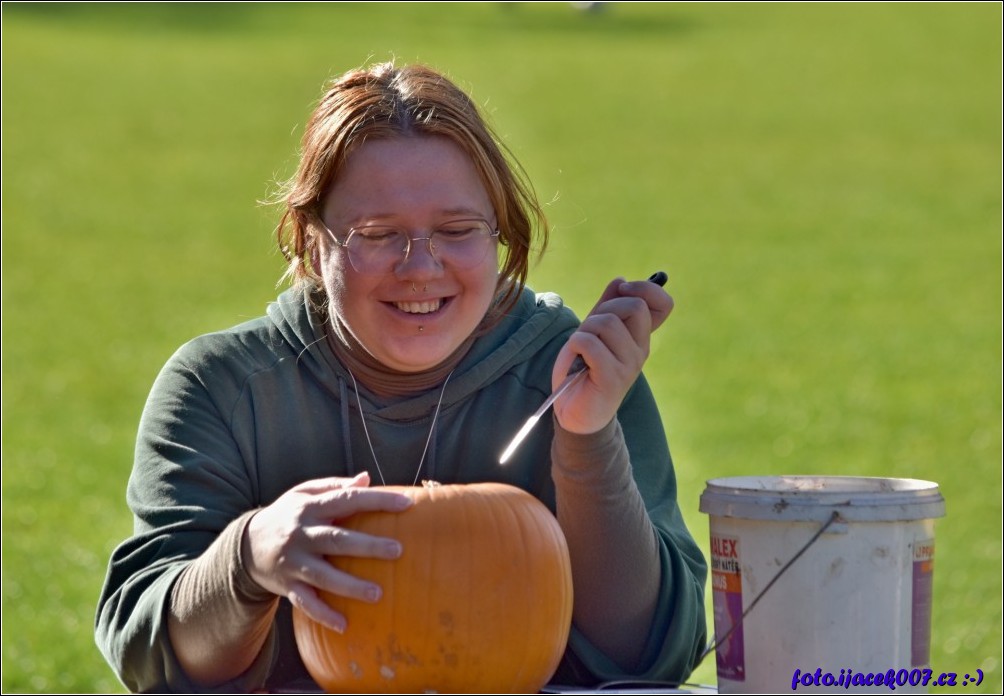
95, 62, 707, 692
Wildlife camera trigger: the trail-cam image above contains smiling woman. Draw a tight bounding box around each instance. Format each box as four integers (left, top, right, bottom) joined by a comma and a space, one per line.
94, 61, 708, 693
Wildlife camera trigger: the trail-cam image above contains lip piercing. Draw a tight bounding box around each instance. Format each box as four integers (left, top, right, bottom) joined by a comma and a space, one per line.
411, 283, 427, 293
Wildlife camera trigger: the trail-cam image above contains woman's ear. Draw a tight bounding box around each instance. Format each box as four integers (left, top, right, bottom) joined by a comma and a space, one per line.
310, 242, 322, 276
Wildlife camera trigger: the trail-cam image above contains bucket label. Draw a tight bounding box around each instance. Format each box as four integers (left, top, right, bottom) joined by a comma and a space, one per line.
710, 534, 745, 681
912, 540, 935, 666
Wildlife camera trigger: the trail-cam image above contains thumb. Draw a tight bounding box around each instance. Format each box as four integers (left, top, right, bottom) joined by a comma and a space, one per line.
585, 276, 626, 316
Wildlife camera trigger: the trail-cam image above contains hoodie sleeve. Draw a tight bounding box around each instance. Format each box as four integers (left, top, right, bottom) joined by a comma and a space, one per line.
550, 373, 708, 686
94, 339, 278, 693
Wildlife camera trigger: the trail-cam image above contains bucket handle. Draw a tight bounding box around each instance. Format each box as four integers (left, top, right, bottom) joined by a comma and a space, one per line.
696, 510, 842, 668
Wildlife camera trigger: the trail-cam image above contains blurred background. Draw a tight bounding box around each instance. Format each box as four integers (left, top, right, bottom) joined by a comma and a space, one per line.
2, 3, 1000, 692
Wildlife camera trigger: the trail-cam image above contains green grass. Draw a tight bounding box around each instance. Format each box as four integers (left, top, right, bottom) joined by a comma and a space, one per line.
2, 3, 1000, 692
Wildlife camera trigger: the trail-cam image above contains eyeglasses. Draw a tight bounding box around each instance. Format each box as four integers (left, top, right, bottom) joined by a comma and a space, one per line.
319, 218, 500, 275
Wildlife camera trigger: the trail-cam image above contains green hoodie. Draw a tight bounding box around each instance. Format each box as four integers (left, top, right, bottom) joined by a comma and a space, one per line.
95, 285, 707, 692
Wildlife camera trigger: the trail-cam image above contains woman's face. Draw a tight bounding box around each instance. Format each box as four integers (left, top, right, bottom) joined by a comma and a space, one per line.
318, 136, 499, 373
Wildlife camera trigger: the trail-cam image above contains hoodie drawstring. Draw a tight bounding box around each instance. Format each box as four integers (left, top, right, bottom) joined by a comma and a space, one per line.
338, 376, 356, 477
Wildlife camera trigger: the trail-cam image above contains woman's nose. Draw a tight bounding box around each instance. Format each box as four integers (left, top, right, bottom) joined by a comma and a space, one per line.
396, 235, 443, 274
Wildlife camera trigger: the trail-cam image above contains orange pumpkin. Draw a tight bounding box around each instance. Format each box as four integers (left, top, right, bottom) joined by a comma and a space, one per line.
293, 481, 574, 693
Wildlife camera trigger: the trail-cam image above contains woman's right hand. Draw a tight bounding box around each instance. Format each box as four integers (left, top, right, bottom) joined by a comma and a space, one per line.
241, 472, 412, 633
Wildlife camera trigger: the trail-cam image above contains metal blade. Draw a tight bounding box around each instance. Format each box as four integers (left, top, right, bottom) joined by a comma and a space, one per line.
498, 367, 587, 464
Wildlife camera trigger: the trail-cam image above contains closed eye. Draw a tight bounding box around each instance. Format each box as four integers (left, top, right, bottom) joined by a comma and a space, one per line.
434, 219, 490, 240
351, 226, 404, 244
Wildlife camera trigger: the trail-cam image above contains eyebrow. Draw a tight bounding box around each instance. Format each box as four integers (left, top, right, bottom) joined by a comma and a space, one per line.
345, 207, 491, 228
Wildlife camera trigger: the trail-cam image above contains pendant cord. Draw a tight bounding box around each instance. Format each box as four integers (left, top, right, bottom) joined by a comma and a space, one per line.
348, 369, 383, 485
347, 368, 456, 486
412, 368, 454, 486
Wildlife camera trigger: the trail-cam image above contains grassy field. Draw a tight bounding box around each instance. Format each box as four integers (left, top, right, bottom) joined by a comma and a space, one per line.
2, 3, 1000, 692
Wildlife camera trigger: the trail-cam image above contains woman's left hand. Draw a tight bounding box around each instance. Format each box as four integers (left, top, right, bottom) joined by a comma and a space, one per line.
551, 276, 673, 434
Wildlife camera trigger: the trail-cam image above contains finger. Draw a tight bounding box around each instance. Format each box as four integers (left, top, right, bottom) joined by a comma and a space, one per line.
304, 524, 404, 561
305, 485, 414, 522
292, 554, 387, 606
287, 581, 348, 633
614, 279, 674, 331
289, 472, 371, 495
552, 297, 651, 386
343, 472, 372, 489
566, 313, 646, 379
552, 320, 641, 396
585, 276, 626, 316
582, 296, 654, 350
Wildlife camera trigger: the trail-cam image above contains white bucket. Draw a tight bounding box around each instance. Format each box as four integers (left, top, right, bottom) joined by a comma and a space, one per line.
699, 476, 945, 694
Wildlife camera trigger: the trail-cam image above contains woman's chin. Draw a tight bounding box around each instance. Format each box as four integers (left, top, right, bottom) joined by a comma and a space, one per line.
381, 337, 457, 372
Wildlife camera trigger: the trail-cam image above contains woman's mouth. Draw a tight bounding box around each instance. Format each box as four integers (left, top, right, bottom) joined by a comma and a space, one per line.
393, 299, 445, 315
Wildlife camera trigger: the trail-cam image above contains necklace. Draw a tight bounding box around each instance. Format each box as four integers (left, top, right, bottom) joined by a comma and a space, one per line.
347, 367, 456, 486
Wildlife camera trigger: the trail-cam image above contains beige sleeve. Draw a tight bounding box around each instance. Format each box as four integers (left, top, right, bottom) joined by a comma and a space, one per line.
551, 417, 661, 672
167, 510, 280, 687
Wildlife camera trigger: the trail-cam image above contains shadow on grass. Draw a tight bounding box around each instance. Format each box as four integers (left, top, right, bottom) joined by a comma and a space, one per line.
5, 2, 702, 39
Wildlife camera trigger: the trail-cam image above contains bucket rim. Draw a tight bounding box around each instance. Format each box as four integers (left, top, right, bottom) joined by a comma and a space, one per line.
704, 474, 941, 494
699, 475, 945, 522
